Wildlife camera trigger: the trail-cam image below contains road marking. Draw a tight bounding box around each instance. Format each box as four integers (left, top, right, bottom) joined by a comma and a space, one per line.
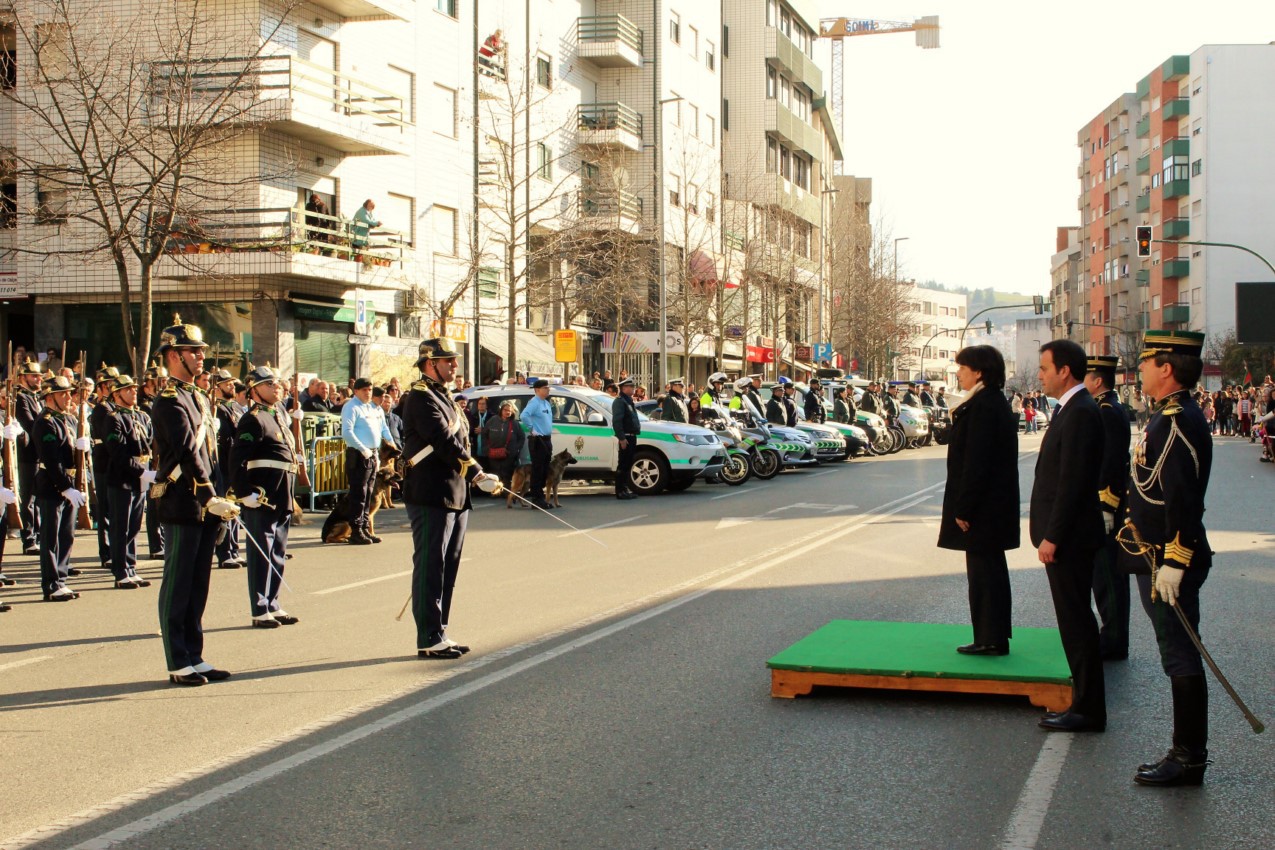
18, 481, 947, 850
808, 468, 839, 477
1000, 734, 1072, 850
556, 515, 645, 538
312, 571, 415, 596
710, 487, 755, 500
714, 516, 776, 530
0, 656, 51, 673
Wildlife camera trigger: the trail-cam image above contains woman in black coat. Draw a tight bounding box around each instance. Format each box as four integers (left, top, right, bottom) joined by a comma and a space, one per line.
938, 345, 1020, 655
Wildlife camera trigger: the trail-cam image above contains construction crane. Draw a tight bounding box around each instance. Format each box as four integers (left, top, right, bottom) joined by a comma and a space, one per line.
820, 16, 940, 173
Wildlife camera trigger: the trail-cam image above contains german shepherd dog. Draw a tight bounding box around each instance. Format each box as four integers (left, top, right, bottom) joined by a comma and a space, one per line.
507, 449, 578, 508
321, 461, 404, 544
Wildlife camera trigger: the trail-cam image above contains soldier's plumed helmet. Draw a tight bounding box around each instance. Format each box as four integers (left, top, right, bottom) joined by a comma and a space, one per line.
244, 364, 280, 390
95, 362, 121, 382
110, 375, 138, 394
415, 337, 459, 367
156, 313, 209, 352
39, 374, 74, 397
143, 360, 169, 380
19, 359, 42, 376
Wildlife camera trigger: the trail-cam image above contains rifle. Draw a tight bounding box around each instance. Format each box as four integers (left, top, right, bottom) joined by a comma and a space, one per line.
2, 342, 22, 530
291, 372, 311, 490
74, 349, 93, 530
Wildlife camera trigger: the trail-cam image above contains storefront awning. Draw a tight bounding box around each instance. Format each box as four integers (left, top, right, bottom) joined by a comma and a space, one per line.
480, 327, 562, 378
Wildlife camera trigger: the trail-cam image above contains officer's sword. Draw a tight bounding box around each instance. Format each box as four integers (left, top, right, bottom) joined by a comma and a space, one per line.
1123, 522, 1265, 734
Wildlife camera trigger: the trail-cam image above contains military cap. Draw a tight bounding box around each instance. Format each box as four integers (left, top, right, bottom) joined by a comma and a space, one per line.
531, 379, 550, 389
415, 337, 459, 366
777, 376, 791, 385
156, 313, 209, 352
1086, 355, 1119, 371
212, 368, 235, 385
95, 362, 120, 382
1139, 330, 1204, 361
143, 360, 169, 380
244, 363, 279, 390
809, 378, 822, 387
18, 359, 42, 376
617, 377, 636, 388
40, 374, 74, 397
110, 375, 138, 394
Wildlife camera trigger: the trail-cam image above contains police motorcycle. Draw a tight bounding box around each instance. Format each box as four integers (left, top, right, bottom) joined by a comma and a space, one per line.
853, 386, 906, 454
786, 381, 870, 460
927, 405, 951, 445
694, 377, 758, 486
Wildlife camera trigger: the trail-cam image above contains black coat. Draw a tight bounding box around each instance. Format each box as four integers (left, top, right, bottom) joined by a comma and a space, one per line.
33, 408, 76, 498
1095, 389, 1130, 517
104, 406, 153, 490
230, 403, 297, 514
151, 380, 218, 525
938, 387, 1020, 552
1029, 388, 1105, 555
400, 376, 478, 511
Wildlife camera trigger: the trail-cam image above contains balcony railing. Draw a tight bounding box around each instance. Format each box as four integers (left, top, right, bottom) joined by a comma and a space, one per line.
1163, 136, 1190, 158
1164, 178, 1190, 199
577, 102, 642, 151
579, 189, 642, 223
578, 15, 643, 69
1163, 98, 1190, 120
1162, 217, 1190, 239
1162, 303, 1190, 324
1135, 154, 1150, 175
1135, 269, 1150, 287
1135, 192, 1150, 213
1136, 116, 1150, 138
308, 0, 414, 21
159, 206, 407, 266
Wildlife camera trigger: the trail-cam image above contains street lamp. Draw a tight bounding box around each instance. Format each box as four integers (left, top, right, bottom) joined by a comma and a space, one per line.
893, 236, 909, 284
653, 94, 682, 391
818, 187, 839, 351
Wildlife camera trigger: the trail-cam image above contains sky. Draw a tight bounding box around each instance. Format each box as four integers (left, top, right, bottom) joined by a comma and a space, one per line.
814, 0, 1275, 295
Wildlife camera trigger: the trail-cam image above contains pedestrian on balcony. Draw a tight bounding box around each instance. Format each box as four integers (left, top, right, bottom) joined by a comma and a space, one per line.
304, 194, 331, 249
352, 199, 381, 249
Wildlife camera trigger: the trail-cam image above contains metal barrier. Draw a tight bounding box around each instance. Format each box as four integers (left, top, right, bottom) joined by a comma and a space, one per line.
308, 436, 349, 510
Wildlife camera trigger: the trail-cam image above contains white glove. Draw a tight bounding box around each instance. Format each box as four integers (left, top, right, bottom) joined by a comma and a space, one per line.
239, 492, 261, 509
2, 421, 21, 441
75, 436, 92, 452
475, 472, 503, 494
212, 418, 222, 434
1156, 565, 1185, 606
205, 496, 241, 519
1102, 513, 1114, 535
0, 486, 16, 505
140, 469, 157, 488
290, 407, 304, 422
361, 448, 373, 460
61, 488, 87, 509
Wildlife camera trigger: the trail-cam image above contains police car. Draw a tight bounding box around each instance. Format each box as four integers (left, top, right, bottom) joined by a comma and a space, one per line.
459, 385, 726, 495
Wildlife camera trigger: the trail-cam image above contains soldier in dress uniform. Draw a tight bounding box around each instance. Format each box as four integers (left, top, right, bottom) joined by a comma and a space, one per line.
611, 377, 640, 500
661, 377, 689, 423
1084, 355, 1131, 661
212, 369, 244, 569
103, 375, 155, 589
14, 359, 44, 555
401, 338, 502, 659
89, 363, 120, 570
139, 361, 167, 560
231, 364, 301, 629
1120, 330, 1214, 787
150, 315, 241, 686
32, 375, 90, 601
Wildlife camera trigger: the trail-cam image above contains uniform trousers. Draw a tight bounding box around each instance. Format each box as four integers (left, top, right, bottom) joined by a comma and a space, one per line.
18, 460, 38, 549
345, 448, 377, 533
528, 435, 552, 501
158, 517, 218, 673
107, 486, 145, 580
37, 496, 75, 594
1136, 565, 1209, 677
146, 493, 165, 557
243, 508, 290, 617
615, 436, 637, 495
1092, 531, 1130, 656
964, 549, 1012, 647
1045, 550, 1106, 719
92, 453, 111, 565
407, 503, 467, 649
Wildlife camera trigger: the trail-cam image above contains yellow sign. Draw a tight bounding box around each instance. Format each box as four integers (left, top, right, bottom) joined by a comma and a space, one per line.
428, 320, 468, 343
554, 330, 579, 362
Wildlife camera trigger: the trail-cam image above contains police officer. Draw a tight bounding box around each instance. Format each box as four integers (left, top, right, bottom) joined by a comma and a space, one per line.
151, 315, 241, 686
612, 377, 640, 500
902, 382, 921, 407
700, 372, 727, 410
1122, 330, 1213, 786
232, 365, 301, 628
139, 361, 168, 560
212, 369, 244, 568
919, 382, 936, 407
1085, 355, 1131, 661
401, 338, 502, 659
341, 376, 397, 544
89, 363, 120, 570
662, 377, 689, 423
832, 385, 856, 425
33, 375, 90, 601
882, 383, 901, 424
804, 379, 826, 424
766, 386, 786, 425
13, 359, 43, 555
522, 378, 554, 511
103, 375, 156, 589
779, 378, 798, 426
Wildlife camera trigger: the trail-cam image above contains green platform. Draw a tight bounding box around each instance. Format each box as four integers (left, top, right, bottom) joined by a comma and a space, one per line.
767, 620, 1073, 710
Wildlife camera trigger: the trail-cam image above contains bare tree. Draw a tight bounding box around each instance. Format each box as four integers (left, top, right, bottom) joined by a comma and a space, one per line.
828, 213, 916, 379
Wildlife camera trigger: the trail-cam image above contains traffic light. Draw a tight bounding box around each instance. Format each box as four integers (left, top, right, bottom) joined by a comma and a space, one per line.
1033, 294, 1045, 315
984, 320, 993, 334
1136, 226, 1153, 258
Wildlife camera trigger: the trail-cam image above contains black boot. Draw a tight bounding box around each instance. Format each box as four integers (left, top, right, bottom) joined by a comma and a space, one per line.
1136, 675, 1209, 786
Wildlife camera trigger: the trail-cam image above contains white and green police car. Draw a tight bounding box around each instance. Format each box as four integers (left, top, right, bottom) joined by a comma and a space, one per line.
458, 385, 726, 495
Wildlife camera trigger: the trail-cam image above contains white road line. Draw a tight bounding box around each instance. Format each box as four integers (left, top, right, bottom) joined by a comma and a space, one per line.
999, 734, 1073, 850
556, 514, 645, 538
312, 571, 415, 596
710, 487, 754, 500
0, 655, 51, 673
808, 468, 839, 477
13, 481, 946, 850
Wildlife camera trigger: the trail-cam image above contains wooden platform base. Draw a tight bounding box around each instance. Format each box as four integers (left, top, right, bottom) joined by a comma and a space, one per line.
770, 668, 1072, 711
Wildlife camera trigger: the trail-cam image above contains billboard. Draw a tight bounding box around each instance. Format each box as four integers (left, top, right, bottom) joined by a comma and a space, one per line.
1236, 282, 1275, 345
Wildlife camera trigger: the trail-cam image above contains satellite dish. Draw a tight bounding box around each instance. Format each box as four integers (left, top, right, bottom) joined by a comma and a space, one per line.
613, 166, 629, 189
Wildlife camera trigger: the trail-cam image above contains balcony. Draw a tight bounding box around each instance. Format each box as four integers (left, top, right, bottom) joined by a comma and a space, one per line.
771, 173, 820, 226
1137, 75, 1151, 99
1164, 178, 1190, 199
1123, 313, 1149, 331
1163, 98, 1190, 120
764, 99, 823, 162
1135, 193, 1150, 213
577, 102, 642, 152
1163, 136, 1190, 158
764, 26, 822, 93
308, 0, 413, 20
578, 189, 642, 234
1162, 54, 1191, 81
578, 15, 643, 69
1135, 154, 1150, 175
1136, 116, 1150, 138
1135, 269, 1150, 287
1162, 258, 1189, 279
1162, 217, 1190, 239
154, 207, 409, 290
150, 55, 412, 156
1162, 303, 1190, 324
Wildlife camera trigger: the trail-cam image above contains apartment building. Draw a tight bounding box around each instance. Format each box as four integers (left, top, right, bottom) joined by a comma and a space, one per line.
1050, 226, 1082, 340
904, 285, 966, 387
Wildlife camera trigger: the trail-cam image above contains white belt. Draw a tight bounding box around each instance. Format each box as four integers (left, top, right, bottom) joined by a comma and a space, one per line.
247, 459, 298, 473
407, 445, 435, 467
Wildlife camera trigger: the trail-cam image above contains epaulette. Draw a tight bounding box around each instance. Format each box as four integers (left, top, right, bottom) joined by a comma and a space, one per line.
1162, 401, 1183, 416
411, 380, 429, 392
160, 387, 179, 398
41, 409, 54, 418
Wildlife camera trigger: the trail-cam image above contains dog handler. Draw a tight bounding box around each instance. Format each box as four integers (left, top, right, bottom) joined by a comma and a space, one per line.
231, 364, 302, 629
341, 376, 397, 545
402, 338, 502, 659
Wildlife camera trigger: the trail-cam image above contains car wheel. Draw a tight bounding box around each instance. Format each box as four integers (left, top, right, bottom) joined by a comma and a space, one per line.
666, 477, 695, 493
629, 449, 670, 495
887, 428, 906, 454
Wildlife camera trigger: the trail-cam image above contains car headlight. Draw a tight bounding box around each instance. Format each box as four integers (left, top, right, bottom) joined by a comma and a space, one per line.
673, 433, 716, 445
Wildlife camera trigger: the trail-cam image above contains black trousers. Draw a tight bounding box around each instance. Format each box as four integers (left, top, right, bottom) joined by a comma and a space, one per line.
345, 448, 377, 532
408, 503, 467, 649
964, 549, 1012, 646
93, 465, 111, 565
1046, 551, 1106, 719
37, 495, 75, 594
244, 508, 290, 617
18, 460, 38, 549
615, 436, 637, 494
528, 435, 552, 501
146, 493, 165, 557
1092, 532, 1130, 656
107, 486, 145, 580
1136, 566, 1209, 677
158, 517, 218, 673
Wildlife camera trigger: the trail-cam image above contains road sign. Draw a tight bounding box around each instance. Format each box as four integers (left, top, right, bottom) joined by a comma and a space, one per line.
554, 329, 579, 362
813, 343, 834, 362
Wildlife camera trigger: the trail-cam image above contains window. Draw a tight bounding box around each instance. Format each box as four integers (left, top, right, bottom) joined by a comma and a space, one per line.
793, 156, 809, 190
705, 40, 716, 71
669, 175, 681, 207
779, 77, 790, 108
432, 205, 457, 255
432, 84, 457, 137
386, 65, 416, 123
766, 137, 778, 173
766, 66, 777, 99
478, 268, 501, 299
779, 145, 791, 181
536, 54, 552, 89
382, 192, 415, 246
434, 0, 456, 18
536, 142, 552, 180
1191, 159, 1202, 176
780, 9, 792, 38
722, 99, 729, 131
0, 50, 15, 90
706, 192, 716, 223
705, 115, 715, 146
0, 182, 16, 229
688, 25, 698, 59
670, 11, 680, 44
689, 103, 699, 137
1162, 154, 1189, 184
687, 183, 699, 215
722, 25, 729, 56
670, 94, 681, 127
36, 178, 68, 225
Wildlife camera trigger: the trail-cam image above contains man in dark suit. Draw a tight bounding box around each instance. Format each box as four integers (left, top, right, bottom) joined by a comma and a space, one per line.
1030, 339, 1106, 732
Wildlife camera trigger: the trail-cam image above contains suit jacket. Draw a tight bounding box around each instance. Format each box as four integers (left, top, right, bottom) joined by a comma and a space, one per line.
1029, 387, 1104, 554
937, 386, 1020, 552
